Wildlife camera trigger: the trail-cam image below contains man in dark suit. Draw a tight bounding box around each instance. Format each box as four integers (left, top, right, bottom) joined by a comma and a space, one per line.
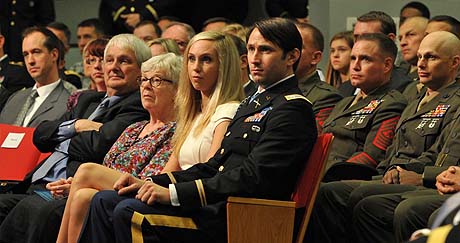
295, 22, 342, 132
339, 11, 412, 97
0, 33, 151, 243
0, 27, 74, 127
78, 18, 317, 243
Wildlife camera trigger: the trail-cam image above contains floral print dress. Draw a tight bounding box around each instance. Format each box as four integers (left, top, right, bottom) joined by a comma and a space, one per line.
103, 120, 175, 179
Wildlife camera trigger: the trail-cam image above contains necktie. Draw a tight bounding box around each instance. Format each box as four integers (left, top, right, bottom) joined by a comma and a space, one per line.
31, 97, 111, 183
249, 91, 260, 104
13, 89, 38, 126
350, 92, 364, 108
417, 92, 434, 112
87, 97, 110, 121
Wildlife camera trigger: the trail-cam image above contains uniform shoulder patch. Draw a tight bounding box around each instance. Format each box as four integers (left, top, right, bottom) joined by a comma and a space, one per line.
285, 94, 312, 104
8, 61, 24, 67
64, 70, 83, 79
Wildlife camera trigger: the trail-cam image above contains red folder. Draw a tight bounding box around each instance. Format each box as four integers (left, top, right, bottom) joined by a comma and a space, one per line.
0, 123, 48, 181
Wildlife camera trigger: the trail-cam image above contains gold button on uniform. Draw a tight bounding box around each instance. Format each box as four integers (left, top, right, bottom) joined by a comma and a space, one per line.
10, 21, 14, 26
243, 133, 248, 138
12, 11, 16, 16
130, 7, 135, 12
12, 0, 16, 4
220, 148, 225, 154
218, 166, 224, 172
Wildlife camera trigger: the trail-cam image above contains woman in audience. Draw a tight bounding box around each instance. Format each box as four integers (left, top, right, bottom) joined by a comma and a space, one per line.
147, 37, 181, 56
66, 38, 109, 110
161, 31, 244, 171
325, 31, 353, 88
84, 38, 109, 91
55, 53, 182, 243
56, 31, 244, 242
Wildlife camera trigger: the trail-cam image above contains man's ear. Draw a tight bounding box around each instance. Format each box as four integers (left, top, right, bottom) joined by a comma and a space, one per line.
240, 54, 248, 70
387, 33, 396, 42
383, 56, 393, 74
451, 55, 460, 70
0, 35, 4, 48
286, 48, 301, 66
311, 50, 323, 65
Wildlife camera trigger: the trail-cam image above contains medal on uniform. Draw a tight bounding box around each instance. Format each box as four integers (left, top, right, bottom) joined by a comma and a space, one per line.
428, 118, 439, 128
245, 107, 273, 123
254, 99, 261, 109
416, 118, 430, 129
422, 104, 450, 118
353, 99, 383, 115
346, 116, 357, 126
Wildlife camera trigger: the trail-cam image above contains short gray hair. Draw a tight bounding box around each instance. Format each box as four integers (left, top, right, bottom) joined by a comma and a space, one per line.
105, 34, 152, 67
141, 53, 182, 84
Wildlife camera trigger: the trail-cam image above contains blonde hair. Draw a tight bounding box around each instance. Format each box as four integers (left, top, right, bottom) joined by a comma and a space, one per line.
222, 23, 248, 42
147, 38, 181, 56
325, 31, 354, 88
173, 31, 244, 153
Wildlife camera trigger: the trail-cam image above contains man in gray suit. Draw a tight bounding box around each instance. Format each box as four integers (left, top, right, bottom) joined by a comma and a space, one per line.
0, 26, 75, 127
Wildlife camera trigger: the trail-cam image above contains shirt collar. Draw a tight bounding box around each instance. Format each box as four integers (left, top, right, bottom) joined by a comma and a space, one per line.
33, 79, 61, 97
257, 74, 294, 94
0, 54, 7, 63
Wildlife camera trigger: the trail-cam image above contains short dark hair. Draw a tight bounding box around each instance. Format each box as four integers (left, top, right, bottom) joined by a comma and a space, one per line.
429, 15, 460, 37
357, 11, 396, 36
247, 18, 302, 70
135, 20, 162, 38
228, 34, 247, 56
296, 22, 324, 52
47, 21, 71, 45
22, 26, 64, 66
401, 1, 430, 19
78, 18, 105, 36
356, 33, 397, 60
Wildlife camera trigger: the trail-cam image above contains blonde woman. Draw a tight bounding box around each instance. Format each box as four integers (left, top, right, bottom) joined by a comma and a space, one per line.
325, 31, 354, 88
162, 31, 245, 171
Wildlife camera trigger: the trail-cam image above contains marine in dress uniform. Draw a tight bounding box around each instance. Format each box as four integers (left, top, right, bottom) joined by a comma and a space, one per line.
298, 70, 342, 133
322, 84, 406, 177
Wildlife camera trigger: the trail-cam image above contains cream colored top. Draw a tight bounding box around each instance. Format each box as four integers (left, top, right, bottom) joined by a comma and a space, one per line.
178, 102, 239, 170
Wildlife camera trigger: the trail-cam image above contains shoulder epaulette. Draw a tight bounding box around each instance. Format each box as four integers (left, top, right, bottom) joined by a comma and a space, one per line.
285, 94, 312, 104
64, 70, 83, 79
8, 61, 24, 67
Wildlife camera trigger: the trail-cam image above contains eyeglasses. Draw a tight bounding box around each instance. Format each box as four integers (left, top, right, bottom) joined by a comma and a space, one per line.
137, 76, 174, 87
86, 56, 103, 65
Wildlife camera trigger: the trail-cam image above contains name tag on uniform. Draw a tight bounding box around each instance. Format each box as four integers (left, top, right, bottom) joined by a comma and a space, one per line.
245, 107, 272, 123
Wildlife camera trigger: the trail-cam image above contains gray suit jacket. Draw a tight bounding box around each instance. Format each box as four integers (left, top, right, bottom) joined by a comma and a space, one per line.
0, 81, 73, 127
